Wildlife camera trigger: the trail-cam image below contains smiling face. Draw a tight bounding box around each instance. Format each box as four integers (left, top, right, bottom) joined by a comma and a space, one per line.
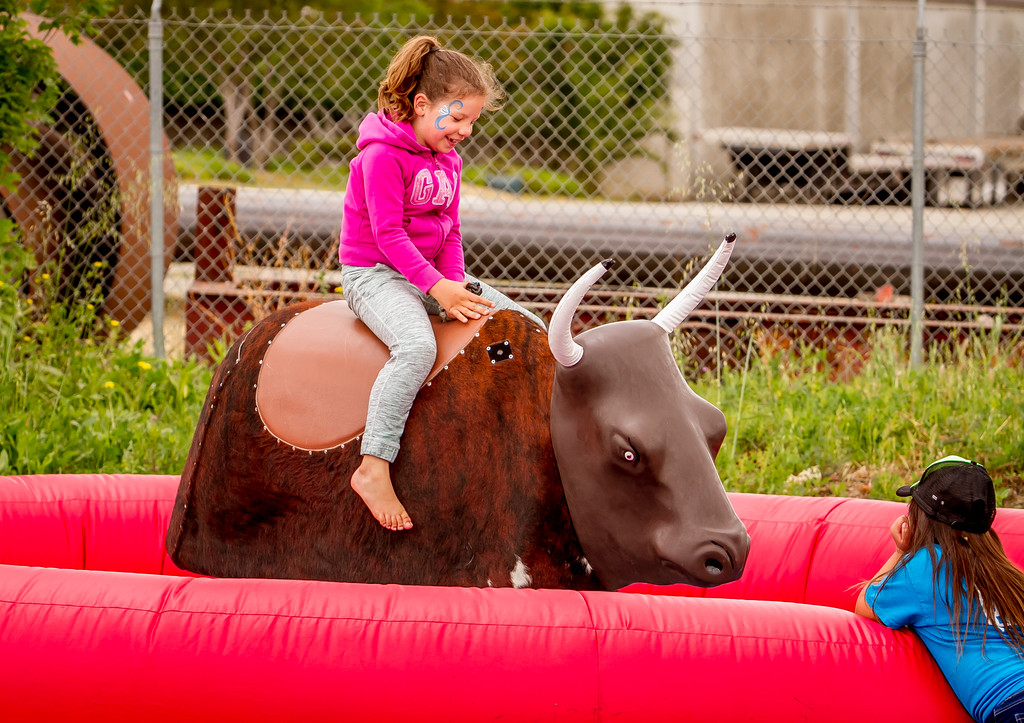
410, 93, 486, 154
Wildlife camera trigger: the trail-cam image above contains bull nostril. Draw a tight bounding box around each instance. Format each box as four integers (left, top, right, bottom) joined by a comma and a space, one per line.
704, 558, 724, 575
659, 536, 744, 584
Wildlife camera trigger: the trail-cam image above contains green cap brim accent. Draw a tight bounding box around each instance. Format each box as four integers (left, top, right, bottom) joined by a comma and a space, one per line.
903, 455, 982, 493
899, 455, 976, 495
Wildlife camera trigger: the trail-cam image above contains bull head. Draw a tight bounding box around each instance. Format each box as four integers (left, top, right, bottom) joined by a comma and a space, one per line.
548, 234, 749, 590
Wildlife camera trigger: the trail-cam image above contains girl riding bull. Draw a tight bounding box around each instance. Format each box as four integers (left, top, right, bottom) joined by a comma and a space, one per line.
339, 35, 544, 531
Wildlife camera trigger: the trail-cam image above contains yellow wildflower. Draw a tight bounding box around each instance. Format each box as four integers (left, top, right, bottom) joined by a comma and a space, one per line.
40, 273, 50, 280
93, 261, 104, 269
104, 381, 115, 390
109, 319, 120, 328
138, 361, 153, 371
333, 286, 343, 293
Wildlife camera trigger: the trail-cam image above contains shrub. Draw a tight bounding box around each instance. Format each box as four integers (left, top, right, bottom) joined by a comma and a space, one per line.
0, 240, 212, 475
693, 326, 1024, 503
0, 0, 111, 191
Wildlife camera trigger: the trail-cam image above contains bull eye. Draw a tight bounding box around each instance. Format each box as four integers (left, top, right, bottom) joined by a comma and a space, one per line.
613, 433, 641, 468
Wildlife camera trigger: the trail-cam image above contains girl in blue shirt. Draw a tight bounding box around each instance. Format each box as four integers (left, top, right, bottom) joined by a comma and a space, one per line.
857, 456, 1024, 723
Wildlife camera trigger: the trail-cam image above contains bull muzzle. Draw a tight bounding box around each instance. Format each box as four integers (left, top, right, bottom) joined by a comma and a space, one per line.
656, 522, 750, 587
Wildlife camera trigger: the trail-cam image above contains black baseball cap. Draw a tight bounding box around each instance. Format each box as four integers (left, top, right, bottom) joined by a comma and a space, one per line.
897, 455, 997, 534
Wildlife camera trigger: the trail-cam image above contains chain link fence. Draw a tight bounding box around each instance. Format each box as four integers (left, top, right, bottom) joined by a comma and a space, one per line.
8, 1, 1024, 366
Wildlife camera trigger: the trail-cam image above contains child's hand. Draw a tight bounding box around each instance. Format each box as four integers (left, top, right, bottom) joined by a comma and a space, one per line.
430, 278, 495, 322
890, 515, 911, 552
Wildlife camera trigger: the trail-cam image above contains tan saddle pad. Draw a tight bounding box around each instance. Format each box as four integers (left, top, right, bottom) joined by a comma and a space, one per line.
255, 300, 487, 450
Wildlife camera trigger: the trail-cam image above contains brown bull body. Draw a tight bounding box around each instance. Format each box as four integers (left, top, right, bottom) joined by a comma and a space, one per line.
168, 236, 749, 590
168, 305, 593, 588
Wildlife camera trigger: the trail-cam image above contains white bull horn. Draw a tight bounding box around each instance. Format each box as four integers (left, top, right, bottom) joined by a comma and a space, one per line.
652, 233, 736, 333
548, 259, 615, 368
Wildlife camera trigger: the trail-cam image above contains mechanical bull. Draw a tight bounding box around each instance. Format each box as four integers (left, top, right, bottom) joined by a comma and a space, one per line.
167, 234, 749, 591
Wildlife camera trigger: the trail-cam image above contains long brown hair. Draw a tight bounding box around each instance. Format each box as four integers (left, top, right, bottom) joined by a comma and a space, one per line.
377, 35, 505, 122
877, 501, 1024, 657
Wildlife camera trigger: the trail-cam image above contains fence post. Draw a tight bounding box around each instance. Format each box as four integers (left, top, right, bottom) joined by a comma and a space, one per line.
186, 186, 245, 360
148, 0, 165, 358
973, 0, 987, 136
194, 187, 236, 283
844, 0, 861, 148
910, 0, 927, 369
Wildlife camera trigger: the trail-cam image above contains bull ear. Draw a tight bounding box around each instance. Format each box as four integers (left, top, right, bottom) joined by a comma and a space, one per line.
548, 259, 615, 367
652, 233, 736, 333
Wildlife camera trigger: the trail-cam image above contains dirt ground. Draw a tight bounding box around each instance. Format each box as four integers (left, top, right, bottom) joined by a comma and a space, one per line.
823, 463, 1024, 509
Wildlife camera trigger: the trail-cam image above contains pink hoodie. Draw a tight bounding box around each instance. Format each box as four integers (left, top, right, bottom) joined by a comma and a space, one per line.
339, 111, 465, 294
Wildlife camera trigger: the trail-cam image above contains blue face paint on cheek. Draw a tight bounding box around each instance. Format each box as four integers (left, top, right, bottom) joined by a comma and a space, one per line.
434, 99, 463, 131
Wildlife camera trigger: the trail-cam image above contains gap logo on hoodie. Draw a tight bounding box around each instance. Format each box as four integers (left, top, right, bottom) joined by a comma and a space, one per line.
411, 168, 454, 207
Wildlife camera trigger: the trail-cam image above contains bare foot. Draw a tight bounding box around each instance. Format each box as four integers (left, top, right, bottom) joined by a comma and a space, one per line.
350, 455, 413, 531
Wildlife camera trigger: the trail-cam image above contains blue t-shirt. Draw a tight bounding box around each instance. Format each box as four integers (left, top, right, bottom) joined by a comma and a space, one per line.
866, 546, 1024, 722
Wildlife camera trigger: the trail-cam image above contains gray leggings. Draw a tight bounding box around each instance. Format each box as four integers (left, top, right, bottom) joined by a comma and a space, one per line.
340, 264, 545, 462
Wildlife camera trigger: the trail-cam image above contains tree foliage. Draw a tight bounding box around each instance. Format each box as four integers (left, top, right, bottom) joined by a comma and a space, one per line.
0, 0, 110, 192
115, 1, 604, 24
96, 2, 670, 185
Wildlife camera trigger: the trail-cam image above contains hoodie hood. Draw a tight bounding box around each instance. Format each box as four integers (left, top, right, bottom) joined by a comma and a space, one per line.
357, 111, 428, 155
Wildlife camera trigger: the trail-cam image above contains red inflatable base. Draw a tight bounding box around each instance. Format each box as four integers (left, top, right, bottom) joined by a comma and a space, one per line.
3, 474, 1018, 722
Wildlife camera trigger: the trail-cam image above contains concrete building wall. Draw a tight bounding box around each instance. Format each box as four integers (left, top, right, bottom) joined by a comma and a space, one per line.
656, 0, 1023, 140
622, 1, 1024, 199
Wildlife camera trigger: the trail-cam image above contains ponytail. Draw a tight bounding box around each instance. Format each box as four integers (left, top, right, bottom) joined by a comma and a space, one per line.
377, 35, 505, 123
377, 36, 440, 122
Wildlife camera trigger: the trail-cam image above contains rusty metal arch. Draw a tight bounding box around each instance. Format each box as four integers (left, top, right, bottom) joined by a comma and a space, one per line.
2, 14, 177, 332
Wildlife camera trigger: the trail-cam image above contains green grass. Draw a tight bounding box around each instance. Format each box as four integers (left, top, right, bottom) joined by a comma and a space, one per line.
173, 148, 256, 185
2, 232, 1022, 506
173, 148, 349, 190
176, 149, 584, 197
691, 327, 1024, 503
0, 239, 213, 475
463, 163, 586, 197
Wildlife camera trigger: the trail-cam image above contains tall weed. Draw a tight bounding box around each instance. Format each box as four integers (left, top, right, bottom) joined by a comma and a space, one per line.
4, 228, 1023, 506
0, 239, 212, 475
695, 325, 1024, 503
